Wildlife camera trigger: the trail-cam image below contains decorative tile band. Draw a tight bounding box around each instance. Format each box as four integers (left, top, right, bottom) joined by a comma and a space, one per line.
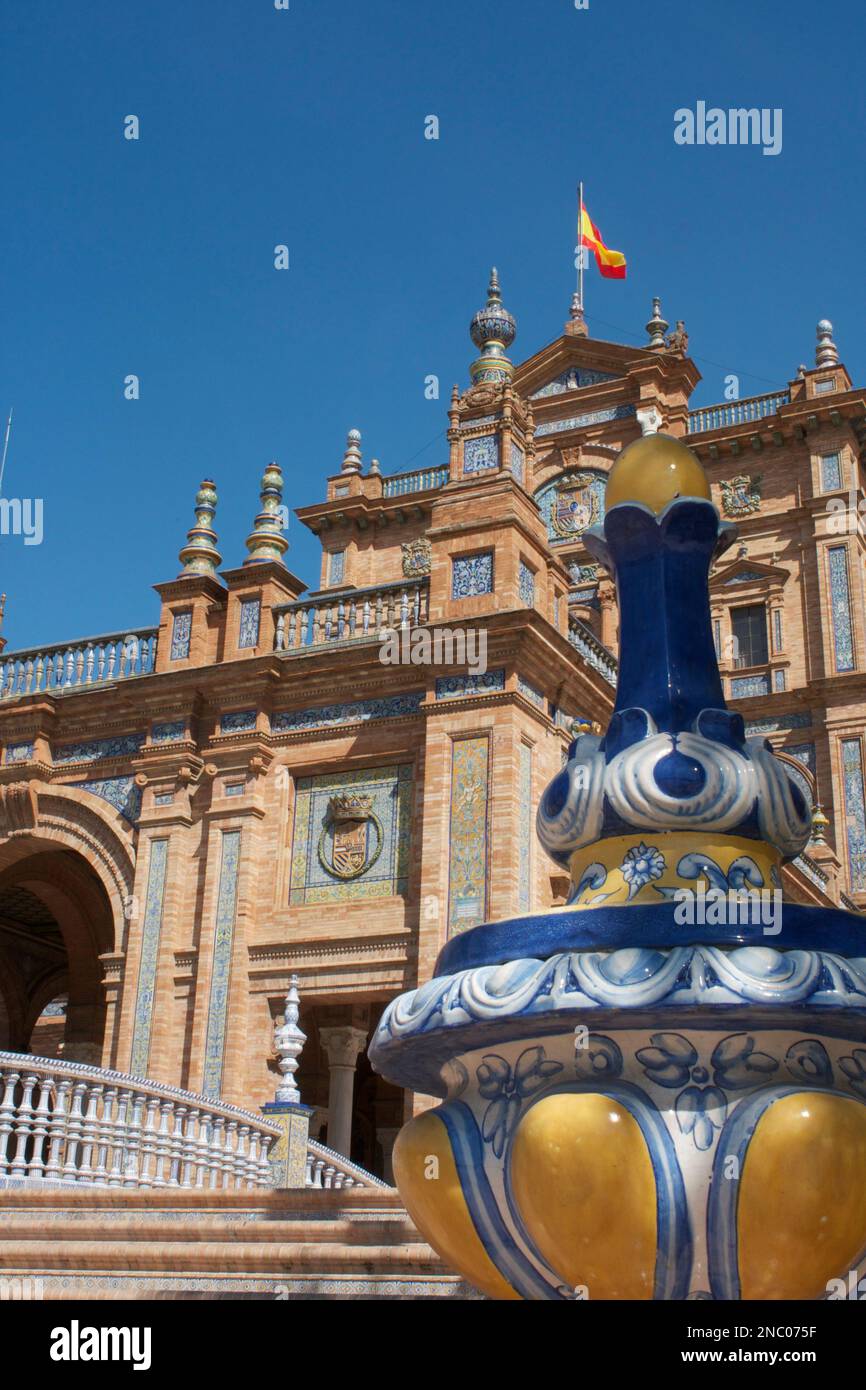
273, 691, 424, 733
517, 676, 544, 709
730, 674, 770, 698
463, 435, 499, 474
5, 742, 34, 764
842, 739, 866, 893
828, 545, 855, 673
54, 733, 146, 765
221, 709, 257, 734
202, 830, 242, 1098
74, 776, 142, 824
435, 669, 505, 700
518, 742, 532, 913
170, 611, 192, 661
745, 711, 811, 735
452, 550, 493, 598
151, 721, 185, 743
129, 839, 170, 1077
290, 764, 412, 905
534, 403, 634, 437
448, 736, 489, 935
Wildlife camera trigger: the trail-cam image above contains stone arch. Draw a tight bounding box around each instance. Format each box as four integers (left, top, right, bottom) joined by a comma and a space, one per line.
0, 782, 136, 1062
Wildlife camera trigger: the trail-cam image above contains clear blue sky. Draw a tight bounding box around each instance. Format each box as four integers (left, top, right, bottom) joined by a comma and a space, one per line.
1, 0, 863, 652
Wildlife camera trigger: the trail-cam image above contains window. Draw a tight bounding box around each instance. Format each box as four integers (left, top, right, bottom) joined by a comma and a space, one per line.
730, 604, 768, 668
820, 453, 842, 491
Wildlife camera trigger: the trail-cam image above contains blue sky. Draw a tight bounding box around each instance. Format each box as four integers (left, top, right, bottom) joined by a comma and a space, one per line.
1, 0, 863, 651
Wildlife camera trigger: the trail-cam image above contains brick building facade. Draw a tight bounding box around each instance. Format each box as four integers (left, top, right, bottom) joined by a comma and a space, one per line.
0, 276, 862, 1179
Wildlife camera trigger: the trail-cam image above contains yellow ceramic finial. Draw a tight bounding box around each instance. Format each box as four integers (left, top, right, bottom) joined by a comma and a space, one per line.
605, 433, 710, 514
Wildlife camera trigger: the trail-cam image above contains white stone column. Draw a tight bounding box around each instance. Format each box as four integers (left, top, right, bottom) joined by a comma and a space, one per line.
319, 1026, 367, 1159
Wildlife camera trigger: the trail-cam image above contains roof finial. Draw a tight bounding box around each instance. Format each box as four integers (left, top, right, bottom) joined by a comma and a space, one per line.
566, 289, 589, 338
274, 974, 306, 1105
369, 457, 381, 475
816, 319, 839, 368
0, 594, 6, 656
469, 267, 516, 385
178, 478, 221, 578
646, 297, 669, 351
244, 462, 289, 567
341, 428, 363, 473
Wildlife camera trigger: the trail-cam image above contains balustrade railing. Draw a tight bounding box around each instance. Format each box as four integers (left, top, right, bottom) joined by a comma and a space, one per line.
0, 628, 158, 702
0, 1053, 278, 1190
568, 616, 618, 687
274, 579, 430, 651
687, 390, 790, 435
382, 464, 450, 498
305, 1138, 390, 1191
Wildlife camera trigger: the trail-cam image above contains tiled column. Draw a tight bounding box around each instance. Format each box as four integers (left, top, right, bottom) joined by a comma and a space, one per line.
319, 1026, 367, 1158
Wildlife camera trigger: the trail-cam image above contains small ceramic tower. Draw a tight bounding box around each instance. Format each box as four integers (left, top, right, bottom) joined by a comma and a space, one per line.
646, 296, 669, 351
341, 429, 363, 474
177, 478, 221, 578
244, 462, 289, 567
469, 268, 517, 385
815, 318, 839, 369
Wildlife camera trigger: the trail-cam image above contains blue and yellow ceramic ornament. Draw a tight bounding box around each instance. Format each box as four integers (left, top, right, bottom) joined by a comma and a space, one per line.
370, 433, 866, 1300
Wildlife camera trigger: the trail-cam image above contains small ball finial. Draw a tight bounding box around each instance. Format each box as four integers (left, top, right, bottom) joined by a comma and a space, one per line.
605, 433, 710, 514
810, 803, 830, 845
342, 429, 363, 473
816, 319, 839, 368
178, 478, 222, 578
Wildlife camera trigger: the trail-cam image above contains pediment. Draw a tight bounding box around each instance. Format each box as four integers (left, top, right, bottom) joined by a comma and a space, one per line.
514, 333, 656, 402
530, 365, 621, 399
710, 557, 788, 590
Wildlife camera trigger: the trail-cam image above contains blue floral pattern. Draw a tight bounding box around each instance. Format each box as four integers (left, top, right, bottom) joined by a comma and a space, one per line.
637, 1032, 779, 1150
621, 843, 665, 899
477, 1047, 562, 1159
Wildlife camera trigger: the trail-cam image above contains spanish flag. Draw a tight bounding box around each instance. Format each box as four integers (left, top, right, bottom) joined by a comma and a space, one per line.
579, 205, 627, 280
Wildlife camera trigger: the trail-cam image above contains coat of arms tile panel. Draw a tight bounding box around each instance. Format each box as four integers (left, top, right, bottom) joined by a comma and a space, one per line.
289, 764, 413, 904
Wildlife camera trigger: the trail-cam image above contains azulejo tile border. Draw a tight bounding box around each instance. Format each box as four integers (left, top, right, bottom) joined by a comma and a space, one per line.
202, 829, 242, 1098
129, 838, 170, 1077
54, 732, 146, 765
435, 669, 505, 699
273, 692, 424, 733
73, 776, 142, 824
447, 735, 489, 935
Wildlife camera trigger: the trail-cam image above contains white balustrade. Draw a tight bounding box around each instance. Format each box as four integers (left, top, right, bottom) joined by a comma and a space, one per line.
0, 1052, 278, 1190
304, 1138, 390, 1191
0, 629, 159, 701
274, 580, 429, 652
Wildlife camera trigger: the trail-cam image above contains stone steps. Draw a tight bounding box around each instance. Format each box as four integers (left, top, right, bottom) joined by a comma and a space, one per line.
0, 1185, 475, 1300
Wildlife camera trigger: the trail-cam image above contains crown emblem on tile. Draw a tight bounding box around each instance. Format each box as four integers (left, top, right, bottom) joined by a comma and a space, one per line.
328, 792, 374, 821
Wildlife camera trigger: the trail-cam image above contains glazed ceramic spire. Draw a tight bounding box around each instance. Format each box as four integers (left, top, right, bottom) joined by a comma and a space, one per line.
469, 268, 517, 385
178, 478, 221, 578
244, 462, 289, 567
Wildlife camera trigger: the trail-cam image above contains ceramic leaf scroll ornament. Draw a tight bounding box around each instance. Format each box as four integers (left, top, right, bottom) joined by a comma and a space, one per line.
370, 432, 866, 1302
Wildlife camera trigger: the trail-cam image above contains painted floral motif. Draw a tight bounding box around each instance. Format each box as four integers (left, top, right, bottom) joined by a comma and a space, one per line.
477, 1047, 563, 1158
785, 1038, 833, 1087
637, 1032, 779, 1150
573, 1033, 623, 1083
621, 843, 665, 900
839, 1049, 866, 1098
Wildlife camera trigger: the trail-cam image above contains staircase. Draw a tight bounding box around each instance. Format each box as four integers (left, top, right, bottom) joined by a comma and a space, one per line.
0, 1184, 475, 1299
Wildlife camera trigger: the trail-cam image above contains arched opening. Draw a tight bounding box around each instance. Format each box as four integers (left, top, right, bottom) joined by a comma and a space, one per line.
0, 845, 115, 1064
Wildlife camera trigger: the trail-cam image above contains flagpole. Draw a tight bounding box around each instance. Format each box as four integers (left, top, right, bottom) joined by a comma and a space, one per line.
0, 409, 12, 497
577, 181, 585, 314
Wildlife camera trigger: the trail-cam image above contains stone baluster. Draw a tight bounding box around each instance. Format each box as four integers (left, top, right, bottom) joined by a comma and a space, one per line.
84, 645, 95, 684
28, 1075, 54, 1178
235, 1124, 250, 1188
275, 613, 286, 650
247, 1129, 262, 1188
109, 1089, 133, 1185
209, 1116, 226, 1188
0, 1070, 21, 1174
122, 1093, 146, 1185
77, 1083, 103, 1182
94, 1086, 118, 1183
223, 1119, 239, 1188
180, 1109, 200, 1188
153, 1100, 174, 1186
195, 1113, 213, 1188
62, 1081, 88, 1181
138, 1096, 161, 1187
10, 1073, 38, 1177
169, 1104, 186, 1185
45, 1077, 73, 1180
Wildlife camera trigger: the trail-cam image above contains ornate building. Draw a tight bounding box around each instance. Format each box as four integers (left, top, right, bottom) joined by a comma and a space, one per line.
0, 274, 862, 1180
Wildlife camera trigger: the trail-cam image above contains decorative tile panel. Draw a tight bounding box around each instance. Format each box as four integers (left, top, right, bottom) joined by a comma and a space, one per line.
328, 551, 345, 586
448, 737, 489, 934
530, 367, 619, 398
273, 691, 424, 733
518, 743, 532, 913
463, 435, 499, 474
154, 793, 173, 807
773, 669, 786, 692
517, 676, 544, 709
772, 610, 783, 652
5, 742, 33, 764
202, 829, 242, 1098
842, 739, 866, 892
820, 453, 842, 491
54, 733, 146, 765
730, 674, 770, 698
510, 442, 525, 484
170, 611, 192, 660
828, 545, 855, 672
221, 709, 256, 734
452, 550, 493, 598
238, 598, 261, 649
536, 471, 606, 543
225, 782, 245, 797
435, 670, 505, 699
289, 765, 412, 905
745, 712, 812, 736
129, 839, 169, 1077
74, 776, 142, 824
519, 561, 535, 607
534, 403, 635, 437
787, 743, 816, 773
712, 620, 721, 658
723, 569, 765, 585
459, 414, 499, 430
151, 721, 185, 744
569, 562, 599, 584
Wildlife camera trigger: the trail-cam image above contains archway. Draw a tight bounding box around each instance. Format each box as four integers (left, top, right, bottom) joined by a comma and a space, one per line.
0, 847, 115, 1064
